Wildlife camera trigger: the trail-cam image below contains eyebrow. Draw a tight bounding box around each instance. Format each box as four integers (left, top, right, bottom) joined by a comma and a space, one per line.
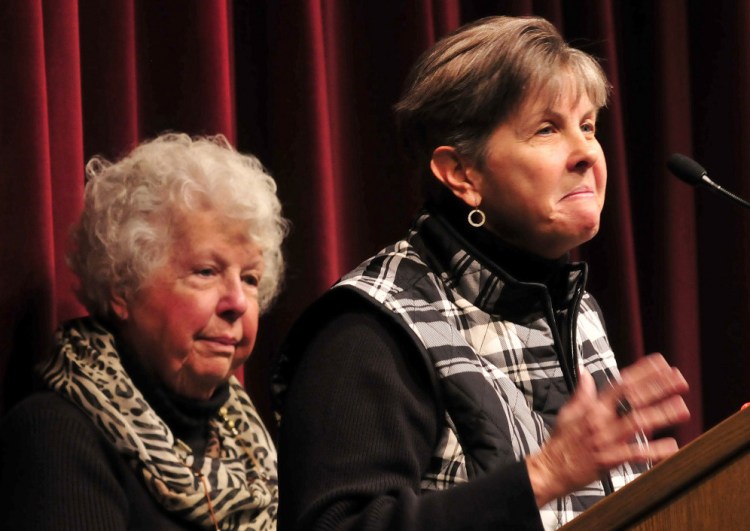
524, 103, 599, 125
512, 104, 599, 137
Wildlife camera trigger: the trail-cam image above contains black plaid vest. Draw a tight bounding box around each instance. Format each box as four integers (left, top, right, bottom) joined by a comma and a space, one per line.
334, 210, 642, 529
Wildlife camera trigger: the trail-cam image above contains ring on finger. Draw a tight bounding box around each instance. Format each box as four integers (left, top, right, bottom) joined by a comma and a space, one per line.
615, 396, 633, 417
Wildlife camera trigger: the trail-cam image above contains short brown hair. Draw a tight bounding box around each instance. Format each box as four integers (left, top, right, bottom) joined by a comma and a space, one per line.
394, 16, 610, 171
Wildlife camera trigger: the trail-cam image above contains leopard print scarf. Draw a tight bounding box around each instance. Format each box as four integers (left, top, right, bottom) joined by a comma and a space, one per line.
39, 317, 278, 530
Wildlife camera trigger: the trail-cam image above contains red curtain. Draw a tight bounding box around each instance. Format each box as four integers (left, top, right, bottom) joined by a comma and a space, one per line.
6, 0, 750, 446
0, 0, 237, 403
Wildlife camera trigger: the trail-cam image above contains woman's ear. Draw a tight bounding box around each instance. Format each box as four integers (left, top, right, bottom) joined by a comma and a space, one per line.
110, 291, 129, 321
430, 146, 482, 207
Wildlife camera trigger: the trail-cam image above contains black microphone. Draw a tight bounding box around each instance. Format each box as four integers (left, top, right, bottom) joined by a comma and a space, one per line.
667, 153, 750, 210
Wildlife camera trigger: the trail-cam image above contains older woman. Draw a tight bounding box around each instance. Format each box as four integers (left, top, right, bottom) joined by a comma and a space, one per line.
275, 16, 690, 530
0, 133, 288, 530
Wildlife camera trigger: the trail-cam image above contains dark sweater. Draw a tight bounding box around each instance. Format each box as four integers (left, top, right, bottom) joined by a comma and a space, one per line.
0, 392, 204, 530
0, 347, 228, 530
278, 295, 544, 530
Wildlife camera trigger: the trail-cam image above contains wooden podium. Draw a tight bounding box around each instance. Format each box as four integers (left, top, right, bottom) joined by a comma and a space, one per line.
561, 406, 750, 530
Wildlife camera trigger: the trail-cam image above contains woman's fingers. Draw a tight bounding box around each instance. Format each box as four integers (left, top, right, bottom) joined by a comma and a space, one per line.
568, 369, 598, 412
633, 395, 691, 435
645, 437, 680, 463
611, 354, 689, 411
622, 368, 688, 411
591, 354, 689, 446
556, 368, 597, 427
593, 436, 679, 469
529, 358, 690, 506
592, 394, 690, 448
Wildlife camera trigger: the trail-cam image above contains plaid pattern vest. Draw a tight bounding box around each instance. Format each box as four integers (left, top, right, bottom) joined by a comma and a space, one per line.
334, 210, 642, 529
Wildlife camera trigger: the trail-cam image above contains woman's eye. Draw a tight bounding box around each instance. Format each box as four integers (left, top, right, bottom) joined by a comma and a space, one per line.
195, 268, 215, 277
243, 274, 260, 287
581, 122, 596, 134
536, 125, 554, 136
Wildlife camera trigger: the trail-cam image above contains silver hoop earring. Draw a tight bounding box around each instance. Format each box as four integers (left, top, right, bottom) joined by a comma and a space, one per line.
467, 208, 486, 228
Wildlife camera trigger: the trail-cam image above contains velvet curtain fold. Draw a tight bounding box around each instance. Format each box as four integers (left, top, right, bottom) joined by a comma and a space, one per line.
0, 0, 239, 407
1, 0, 85, 409
4, 0, 750, 446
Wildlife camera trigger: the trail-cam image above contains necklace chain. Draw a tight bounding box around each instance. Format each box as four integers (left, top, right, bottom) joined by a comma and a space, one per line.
195, 471, 220, 531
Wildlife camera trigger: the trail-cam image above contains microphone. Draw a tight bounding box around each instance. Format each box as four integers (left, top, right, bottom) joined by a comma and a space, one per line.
667, 153, 750, 210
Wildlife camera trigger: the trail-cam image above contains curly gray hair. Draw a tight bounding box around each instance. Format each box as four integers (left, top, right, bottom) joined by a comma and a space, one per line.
69, 132, 289, 318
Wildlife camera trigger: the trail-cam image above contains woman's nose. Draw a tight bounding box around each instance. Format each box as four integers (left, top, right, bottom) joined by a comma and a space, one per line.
217, 275, 248, 320
568, 133, 599, 172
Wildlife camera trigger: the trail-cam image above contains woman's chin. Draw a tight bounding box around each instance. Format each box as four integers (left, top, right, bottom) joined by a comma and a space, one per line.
566, 211, 601, 242
170, 366, 233, 399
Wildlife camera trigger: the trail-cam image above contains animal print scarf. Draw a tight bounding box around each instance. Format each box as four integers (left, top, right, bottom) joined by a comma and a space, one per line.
39, 317, 278, 530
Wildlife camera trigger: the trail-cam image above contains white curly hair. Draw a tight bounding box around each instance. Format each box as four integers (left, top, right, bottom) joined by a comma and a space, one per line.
69, 132, 289, 318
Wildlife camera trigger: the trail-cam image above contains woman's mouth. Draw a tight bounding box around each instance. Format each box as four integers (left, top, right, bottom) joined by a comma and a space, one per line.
561, 186, 594, 200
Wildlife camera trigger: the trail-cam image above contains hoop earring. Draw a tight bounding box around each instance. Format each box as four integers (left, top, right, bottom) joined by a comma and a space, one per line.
467, 208, 486, 228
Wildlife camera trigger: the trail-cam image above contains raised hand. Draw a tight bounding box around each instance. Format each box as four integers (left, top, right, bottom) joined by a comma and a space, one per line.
526, 353, 690, 507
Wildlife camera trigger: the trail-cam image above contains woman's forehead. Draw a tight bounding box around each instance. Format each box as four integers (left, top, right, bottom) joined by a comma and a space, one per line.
519, 73, 600, 115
